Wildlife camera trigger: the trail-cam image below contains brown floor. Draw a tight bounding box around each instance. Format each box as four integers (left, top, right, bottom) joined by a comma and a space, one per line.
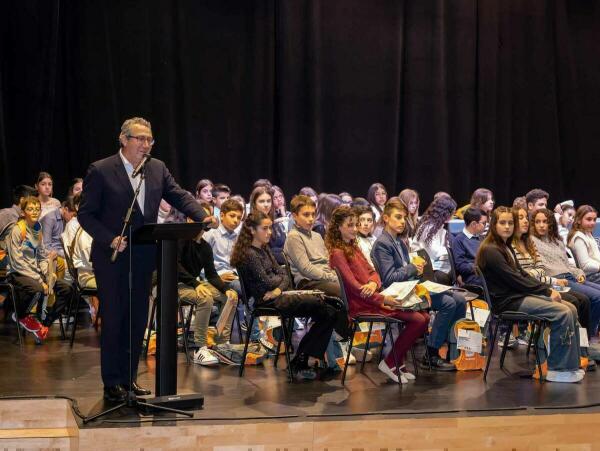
1, 315, 599, 430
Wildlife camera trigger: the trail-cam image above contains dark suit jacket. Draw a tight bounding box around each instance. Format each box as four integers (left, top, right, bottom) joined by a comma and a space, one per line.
78, 152, 206, 265
371, 230, 419, 288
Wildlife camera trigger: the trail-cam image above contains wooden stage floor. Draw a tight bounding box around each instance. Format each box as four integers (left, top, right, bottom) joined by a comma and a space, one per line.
2, 318, 600, 449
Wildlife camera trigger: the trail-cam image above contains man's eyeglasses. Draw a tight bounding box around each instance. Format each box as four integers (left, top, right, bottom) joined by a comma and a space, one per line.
127, 135, 155, 146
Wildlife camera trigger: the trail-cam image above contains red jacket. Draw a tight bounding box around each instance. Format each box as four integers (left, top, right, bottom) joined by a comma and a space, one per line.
329, 247, 386, 317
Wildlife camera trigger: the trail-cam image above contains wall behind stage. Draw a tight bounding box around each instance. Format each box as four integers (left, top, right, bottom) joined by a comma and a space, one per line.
1, 1, 599, 208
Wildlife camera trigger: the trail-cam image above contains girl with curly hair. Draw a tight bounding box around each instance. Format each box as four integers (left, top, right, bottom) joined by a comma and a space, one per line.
326, 205, 427, 383
413, 195, 457, 284
231, 212, 337, 380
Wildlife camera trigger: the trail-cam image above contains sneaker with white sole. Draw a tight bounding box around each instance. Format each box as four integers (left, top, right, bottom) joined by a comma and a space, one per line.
546, 369, 584, 383
193, 347, 219, 366
399, 365, 416, 380
378, 360, 407, 384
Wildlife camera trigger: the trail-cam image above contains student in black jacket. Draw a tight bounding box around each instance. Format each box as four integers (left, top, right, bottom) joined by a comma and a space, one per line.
178, 211, 239, 366
476, 206, 583, 383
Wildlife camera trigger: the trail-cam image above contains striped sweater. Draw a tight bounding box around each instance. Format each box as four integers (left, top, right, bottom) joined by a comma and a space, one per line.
510, 242, 556, 286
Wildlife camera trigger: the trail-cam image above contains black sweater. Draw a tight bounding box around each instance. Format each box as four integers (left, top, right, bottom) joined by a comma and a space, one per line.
238, 246, 290, 303
478, 244, 552, 312
177, 238, 226, 292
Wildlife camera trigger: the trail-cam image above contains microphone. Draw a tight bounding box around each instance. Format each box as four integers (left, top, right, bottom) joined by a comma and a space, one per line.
132, 153, 151, 178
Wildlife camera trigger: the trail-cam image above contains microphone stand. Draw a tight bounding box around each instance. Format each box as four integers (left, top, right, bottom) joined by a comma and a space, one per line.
84, 164, 192, 424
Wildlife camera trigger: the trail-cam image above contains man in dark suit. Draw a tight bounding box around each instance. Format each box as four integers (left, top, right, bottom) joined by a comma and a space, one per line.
78, 117, 211, 402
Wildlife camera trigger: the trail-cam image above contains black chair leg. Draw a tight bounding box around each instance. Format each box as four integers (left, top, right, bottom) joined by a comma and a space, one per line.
360, 322, 374, 372
274, 321, 284, 368
410, 346, 419, 377
143, 297, 157, 357
9, 285, 23, 347
379, 324, 390, 364
499, 321, 513, 370
341, 322, 358, 385
69, 294, 82, 347
532, 321, 545, 383
388, 327, 402, 386
280, 316, 294, 382
179, 305, 191, 364
468, 300, 476, 322
238, 314, 255, 377
484, 318, 501, 381
526, 322, 535, 357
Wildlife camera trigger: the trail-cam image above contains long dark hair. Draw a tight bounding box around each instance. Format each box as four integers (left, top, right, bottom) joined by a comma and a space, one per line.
325, 205, 358, 260
568, 205, 598, 245
511, 207, 537, 259
475, 206, 516, 269
230, 211, 271, 268
414, 195, 457, 246
367, 182, 387, 214
530, 208, 561, 245
249, 185, 274, 219
316, 193, 342, 227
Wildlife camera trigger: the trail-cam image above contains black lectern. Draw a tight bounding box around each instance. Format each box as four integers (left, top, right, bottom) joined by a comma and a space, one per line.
134, 222, 206, 396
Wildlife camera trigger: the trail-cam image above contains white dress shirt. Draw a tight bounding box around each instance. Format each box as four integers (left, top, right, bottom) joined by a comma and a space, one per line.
119, 150, 145, 215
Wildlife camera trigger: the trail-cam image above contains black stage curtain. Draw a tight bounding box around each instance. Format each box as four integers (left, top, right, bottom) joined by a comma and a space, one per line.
1, 1, 599, 207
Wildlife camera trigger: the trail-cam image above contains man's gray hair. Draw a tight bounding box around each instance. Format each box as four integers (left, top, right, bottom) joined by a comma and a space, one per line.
119, 117, 152, 139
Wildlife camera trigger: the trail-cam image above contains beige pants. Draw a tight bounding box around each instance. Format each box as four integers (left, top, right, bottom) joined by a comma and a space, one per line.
178, 282, 236, 348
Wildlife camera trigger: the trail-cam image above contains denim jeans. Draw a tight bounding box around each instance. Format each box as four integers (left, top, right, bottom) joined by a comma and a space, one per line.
428, 291, 467, 349
559, 272, 600, 336
325, 336, 344, 369
515, 295, 580, 371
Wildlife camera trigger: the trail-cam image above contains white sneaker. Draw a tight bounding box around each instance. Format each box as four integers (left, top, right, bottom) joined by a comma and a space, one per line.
351, 347, 373, 362
378, 360, 407, 384
193, 347, 219, 366
399, 365, 416, 380
546, 370, 584, 383
341, 343, 356, 365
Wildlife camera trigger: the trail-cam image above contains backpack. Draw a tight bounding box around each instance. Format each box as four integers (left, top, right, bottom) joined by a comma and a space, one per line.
448, 319, 486, 371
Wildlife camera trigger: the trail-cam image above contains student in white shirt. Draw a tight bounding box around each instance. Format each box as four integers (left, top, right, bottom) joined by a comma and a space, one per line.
568, 205, 600, 283
412, 195, 457, 285
355, 206, 377, 268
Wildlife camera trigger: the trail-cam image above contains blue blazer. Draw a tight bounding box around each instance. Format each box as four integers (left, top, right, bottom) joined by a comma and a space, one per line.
371, 230, 419, 288
78, 152, 206, 264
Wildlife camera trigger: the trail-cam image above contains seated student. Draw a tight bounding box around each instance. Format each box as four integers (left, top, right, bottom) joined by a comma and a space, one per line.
512, 207, 591, 333
195, 179, 214, 204
476, 206, 583, 383
203, 199, 245, 291
367, 183, 387, 223
399, 189, 420, 239
451, 207, 487, 286
455, 188, 495, 221
6, 196, 73, 341
283, 195, 341, 297
531, 208, 600, 339
40, 197, 77, 276
372, 199, 465, 371
212, 183, 231, 219
272, 185, 292, 234
313, 194, 343, 238
556, 202, 575, 245
61, 194, 99, 321
67, 178, 83, 197
569, 205, 600, 283
351, 197, 370, 208
178, 207, 239, 366
299, 187, 319, 209
249, 186, 287, 264
339, 192, 353, 205
232, 211, 338, 380
525, 189, 549, 215
0, 185, 37, 270
327, 205, 428, 383
354, 206, 377, 268
513, 196, 527, 210
412, 195, 457, 285
35, 172, 61, 219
